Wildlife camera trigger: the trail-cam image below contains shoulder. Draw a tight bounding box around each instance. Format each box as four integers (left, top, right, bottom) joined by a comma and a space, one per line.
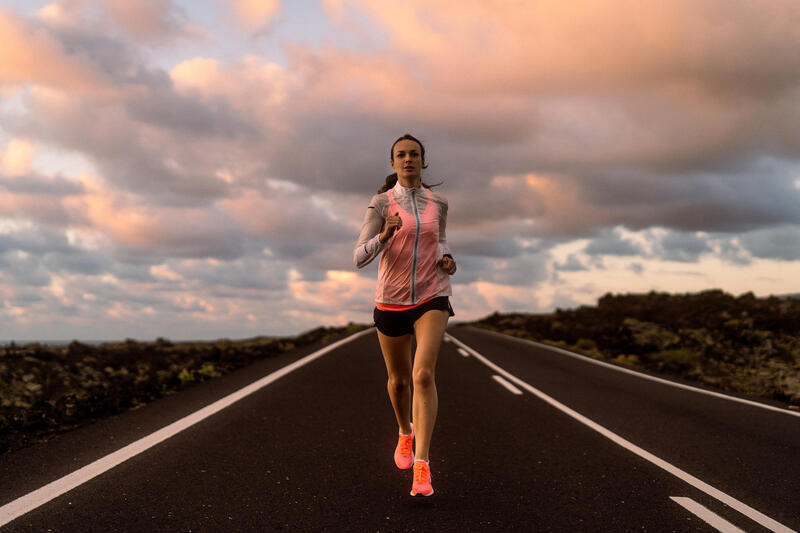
368, 193, 389, 211
427, 188, 448, 207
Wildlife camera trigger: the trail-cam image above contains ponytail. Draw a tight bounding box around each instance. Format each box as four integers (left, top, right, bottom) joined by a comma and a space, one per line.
378, 173, 398, 193
377, 173, 443, 194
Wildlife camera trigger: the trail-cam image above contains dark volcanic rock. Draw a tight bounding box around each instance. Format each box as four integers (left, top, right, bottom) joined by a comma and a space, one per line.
0, 324, 369, 454
469, 290, 800, 405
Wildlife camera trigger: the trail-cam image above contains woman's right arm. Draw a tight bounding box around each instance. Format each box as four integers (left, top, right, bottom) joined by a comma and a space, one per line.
354, 195, 386, 269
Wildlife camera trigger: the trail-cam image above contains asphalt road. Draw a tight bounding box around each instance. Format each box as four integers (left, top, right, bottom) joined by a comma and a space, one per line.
1, 326, 798, 532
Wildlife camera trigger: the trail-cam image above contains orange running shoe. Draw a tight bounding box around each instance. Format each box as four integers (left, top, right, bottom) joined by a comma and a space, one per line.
394, 424, 414, 469
410, 459, 434, 496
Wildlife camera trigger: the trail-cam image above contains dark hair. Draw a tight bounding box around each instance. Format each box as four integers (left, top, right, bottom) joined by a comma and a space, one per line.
378, 134, 441, 193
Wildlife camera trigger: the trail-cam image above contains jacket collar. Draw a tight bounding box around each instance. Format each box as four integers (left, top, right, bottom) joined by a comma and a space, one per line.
392, 181, 423, 198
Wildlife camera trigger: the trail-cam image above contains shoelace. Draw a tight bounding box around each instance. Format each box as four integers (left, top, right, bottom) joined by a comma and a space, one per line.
398, 434, 413, 456
414, 462, 430, 483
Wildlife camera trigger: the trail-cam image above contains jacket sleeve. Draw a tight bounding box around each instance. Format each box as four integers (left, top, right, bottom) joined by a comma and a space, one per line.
354, 194, 387, 269
437, 194, 453, 260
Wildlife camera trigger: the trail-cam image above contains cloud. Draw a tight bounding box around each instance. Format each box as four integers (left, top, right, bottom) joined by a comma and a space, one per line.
1, 139, 35, 175
307, 1, 800, 231
713, 238, 752, 266
166, 257, 289, 291
628, 263, 644, 275
2, 2, 800, 339
0, 224, 75, 255
0, 8, 113, 95
289, 269, 373, 312
7, 86, 238, 205
0, 188, 84, 227
230, 0, 280, 32
43, 249, 111, 275
37, 0, 201, 44
581, 228, 714, 264
739, 225, 800, 261
0, 251, 52, 287
554, 254, 589, 272
653, 231, 713, 263
0, 172, 85, 196
340, 1, 800, 96
447, 175, 545, 227
584, 230, 643, 257
170, 56, 290, 109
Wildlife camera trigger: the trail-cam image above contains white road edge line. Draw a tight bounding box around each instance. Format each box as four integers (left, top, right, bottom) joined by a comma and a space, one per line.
670, 497, 746, 533
457, 347, 470, 357
492, 375, 523, 395
0, 328, 375, 528
445, 333, 795, 533
472, 328, 800, 418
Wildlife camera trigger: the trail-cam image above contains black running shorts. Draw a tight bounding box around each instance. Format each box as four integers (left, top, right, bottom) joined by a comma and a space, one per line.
373, 296, 455, 337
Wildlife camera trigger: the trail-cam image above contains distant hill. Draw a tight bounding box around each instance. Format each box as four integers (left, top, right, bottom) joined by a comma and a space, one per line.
467, 289, 800, 406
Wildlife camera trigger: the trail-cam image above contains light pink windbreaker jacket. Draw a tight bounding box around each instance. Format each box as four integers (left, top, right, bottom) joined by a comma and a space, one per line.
354, 182, 453, 306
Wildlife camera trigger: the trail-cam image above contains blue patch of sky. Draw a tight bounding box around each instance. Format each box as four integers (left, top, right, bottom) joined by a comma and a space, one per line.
166, 0, 388, 68
4, 0, 388, 68
0, 90, 27, 114
157, 0, 377, 70
2, 0, 50, 13
33, 147, 97, 178
1, 90, 28, 156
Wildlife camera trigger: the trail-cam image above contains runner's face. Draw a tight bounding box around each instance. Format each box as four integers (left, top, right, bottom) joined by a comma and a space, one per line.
391, 139, 423, 183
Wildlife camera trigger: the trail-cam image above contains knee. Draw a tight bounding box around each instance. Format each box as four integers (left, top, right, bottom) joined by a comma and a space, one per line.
413, 367, 435, 389
388, 374, 410, 394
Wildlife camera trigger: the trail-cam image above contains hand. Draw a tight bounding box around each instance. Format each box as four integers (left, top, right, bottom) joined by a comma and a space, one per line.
379, 211, 403, 243
439, 255, 457, 275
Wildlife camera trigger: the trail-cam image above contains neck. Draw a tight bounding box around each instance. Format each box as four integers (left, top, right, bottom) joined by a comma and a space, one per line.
397, 175, 421, 188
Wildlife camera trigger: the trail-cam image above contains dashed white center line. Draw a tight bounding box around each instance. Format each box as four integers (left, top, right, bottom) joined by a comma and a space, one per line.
492, 374, 523, 395
670, 497, 746, 533
457, 347, 470, 357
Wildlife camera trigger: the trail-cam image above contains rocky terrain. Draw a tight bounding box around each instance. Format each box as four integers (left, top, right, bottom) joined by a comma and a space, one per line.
468, 290, 800, 406
0, 324, 369, 454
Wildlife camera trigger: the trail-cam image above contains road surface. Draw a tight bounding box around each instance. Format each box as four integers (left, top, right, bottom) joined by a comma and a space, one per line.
1, 326, 798, 531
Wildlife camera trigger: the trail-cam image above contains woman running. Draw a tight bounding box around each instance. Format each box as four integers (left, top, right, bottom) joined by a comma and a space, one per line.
354, 133, 456, 496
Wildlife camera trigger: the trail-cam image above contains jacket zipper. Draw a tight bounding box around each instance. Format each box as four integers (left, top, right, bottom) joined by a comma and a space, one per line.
410, 189, 421, 303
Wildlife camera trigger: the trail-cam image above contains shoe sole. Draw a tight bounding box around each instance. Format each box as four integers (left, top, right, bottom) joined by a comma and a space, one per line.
410, 488, 434, 496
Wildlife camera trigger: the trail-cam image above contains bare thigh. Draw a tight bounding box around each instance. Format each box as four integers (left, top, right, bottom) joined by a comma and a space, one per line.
413, 309, 449, 371
377, 331, 413, 379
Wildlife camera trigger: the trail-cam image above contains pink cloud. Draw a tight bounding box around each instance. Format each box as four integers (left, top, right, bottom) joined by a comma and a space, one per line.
0, 8, 113, 95
336, 0, 800, 95
230, 0, 281, 32
1, 139, 35, 176
170, 56, 291, 113
0, 191, 78, 226
37, 0, 201, 44
289, 269, 374, 314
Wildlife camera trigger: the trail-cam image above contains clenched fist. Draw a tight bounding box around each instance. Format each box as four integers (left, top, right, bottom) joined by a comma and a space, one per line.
379, 211, 403, 243
439, 255, 457, 275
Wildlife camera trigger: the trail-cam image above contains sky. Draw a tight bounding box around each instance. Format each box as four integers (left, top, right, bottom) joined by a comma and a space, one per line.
1, 0, 800, 341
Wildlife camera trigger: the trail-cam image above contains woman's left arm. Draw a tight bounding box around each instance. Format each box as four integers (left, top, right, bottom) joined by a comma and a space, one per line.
437, 195, 456, 275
